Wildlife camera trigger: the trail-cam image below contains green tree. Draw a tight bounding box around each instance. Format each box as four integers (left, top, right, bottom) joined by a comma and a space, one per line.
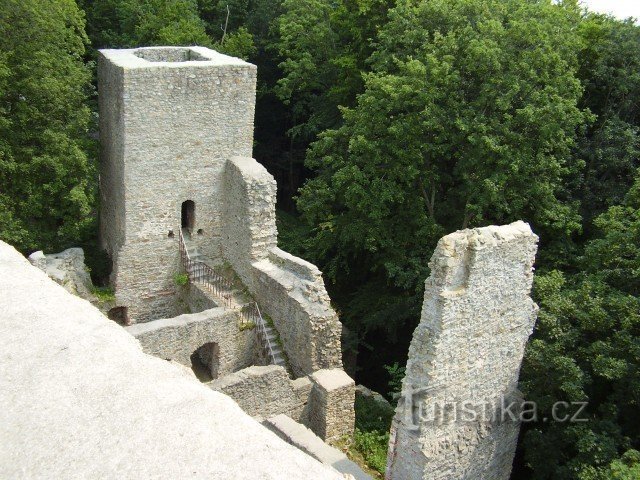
295, 0, 590, 381
273, 0, 393, 201
0, 0, 95, 253
576, 14, 640, 227
521, 172, 640, 479
82, 0, 211, 49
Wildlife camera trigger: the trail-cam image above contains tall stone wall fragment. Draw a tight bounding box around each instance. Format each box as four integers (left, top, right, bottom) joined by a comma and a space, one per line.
386, 221, 539, 480
222, 156, 343, 377
98, 47, 256, 322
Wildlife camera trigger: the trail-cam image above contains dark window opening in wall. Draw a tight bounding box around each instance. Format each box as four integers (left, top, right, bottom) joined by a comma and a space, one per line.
197, 228, 203, 235
181, 200, 195, 235
107, 306, 129, 326
168, 230, 174, 238
190, 342, 219, 382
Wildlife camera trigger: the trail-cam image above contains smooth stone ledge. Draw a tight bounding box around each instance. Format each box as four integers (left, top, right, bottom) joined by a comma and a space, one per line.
0, 241, 343, 480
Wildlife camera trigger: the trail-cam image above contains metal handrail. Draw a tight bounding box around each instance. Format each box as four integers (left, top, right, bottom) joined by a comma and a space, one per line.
178, 229, 233, 309
241, 302, 278, 364
178, 229, 279, 365
255, 303, 278, 364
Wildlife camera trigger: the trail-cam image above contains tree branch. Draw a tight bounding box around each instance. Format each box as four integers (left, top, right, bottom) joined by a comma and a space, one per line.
220, 5, 230, 45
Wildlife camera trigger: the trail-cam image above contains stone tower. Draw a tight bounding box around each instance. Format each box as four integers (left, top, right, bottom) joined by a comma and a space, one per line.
386, 221, 538, 480
98, 46, 256, 322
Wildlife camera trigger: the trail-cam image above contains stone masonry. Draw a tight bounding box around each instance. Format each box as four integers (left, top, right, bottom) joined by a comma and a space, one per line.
222, 157, 343, 377
386, 221, 539, 480
27, 248, 93, 300
98, 46, 353, 447
98, 47, 343, 379
308, 369, 356, 442
0, 241, 345, 480
126, 306, 256, 378
98, 46, 256, 322
208, 365, 355, 442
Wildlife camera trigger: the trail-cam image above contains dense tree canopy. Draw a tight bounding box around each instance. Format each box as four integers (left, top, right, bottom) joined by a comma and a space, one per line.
295, 0, 590, 382
0, 0, 95, 253
576, 14, 640, 227
81, 0, 210, 48
521, 172, 640, 479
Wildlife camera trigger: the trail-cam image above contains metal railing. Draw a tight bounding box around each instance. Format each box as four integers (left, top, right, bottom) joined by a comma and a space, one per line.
178, 229, 279, 365
178, 228, 233, 309
247, 301, 279, 365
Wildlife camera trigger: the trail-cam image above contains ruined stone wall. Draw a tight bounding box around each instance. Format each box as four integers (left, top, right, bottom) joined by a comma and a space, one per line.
98, 47, 256, 322
308, 369, 356, 442
183, 282, 218, 313
221, 157, 343, 377
98, 54, 126, 269
126, 307, 256, 377
210, 365, 354, 442
386, 221, 538, 480
221, 157, 277, 286
209, 365, 307, 421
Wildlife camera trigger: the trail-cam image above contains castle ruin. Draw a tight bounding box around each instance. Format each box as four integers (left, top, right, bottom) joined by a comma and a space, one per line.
386, 222, 539, 480
2, 46, 541, 480
97, 46, 353, 445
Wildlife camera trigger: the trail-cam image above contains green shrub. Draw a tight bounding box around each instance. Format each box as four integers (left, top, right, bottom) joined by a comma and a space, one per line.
173, 273, 189, 286
91, 286, 115, 303
353, 428, 389, 475
355, 395, 394, 432
239, 321, 256, 331
349, 395, 395, 475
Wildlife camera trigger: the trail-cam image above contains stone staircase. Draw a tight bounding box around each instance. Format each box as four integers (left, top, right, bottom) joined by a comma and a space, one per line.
179, 228, 290, 373
261, 323, 287, 368
182, 233, 209, 266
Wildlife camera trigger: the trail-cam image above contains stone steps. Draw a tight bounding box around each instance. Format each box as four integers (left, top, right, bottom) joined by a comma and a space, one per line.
181, 228, 289, 372
262, 324, 287, 369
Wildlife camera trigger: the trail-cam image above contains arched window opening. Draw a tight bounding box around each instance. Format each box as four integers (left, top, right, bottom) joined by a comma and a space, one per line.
181, 200, 195, 235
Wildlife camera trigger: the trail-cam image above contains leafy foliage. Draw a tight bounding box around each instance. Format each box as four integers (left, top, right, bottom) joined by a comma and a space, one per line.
520, 173, 640, 479
173, 272, 189, 286
295, 0, 590, 391
350, 394, 395, 475
3, 1, 639, 478
81, 0, 211, 48
576, 14, 640, 227
91, 286, 116, 303
0, 0, 95, 253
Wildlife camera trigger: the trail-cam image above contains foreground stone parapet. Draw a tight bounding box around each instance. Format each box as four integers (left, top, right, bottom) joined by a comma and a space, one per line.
0, 241, 344, 479
386, 221, 539, 480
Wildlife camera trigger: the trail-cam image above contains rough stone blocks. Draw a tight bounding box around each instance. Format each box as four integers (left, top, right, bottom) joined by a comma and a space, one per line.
386, 221, 539, 480
98, 46, 256, 322
308, 369, 356, 442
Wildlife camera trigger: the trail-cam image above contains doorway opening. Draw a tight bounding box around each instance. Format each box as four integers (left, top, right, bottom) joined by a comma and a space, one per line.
181, 200, 195, 235
190, 342, 220, 382
107, 306, 129, 326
